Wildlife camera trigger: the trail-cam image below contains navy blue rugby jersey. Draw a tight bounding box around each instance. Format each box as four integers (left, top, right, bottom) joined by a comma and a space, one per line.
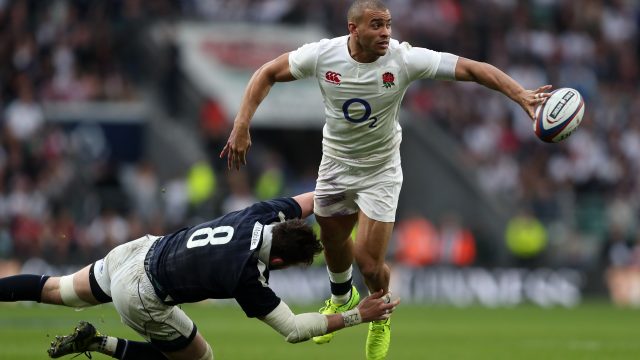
147, 197, 302, 317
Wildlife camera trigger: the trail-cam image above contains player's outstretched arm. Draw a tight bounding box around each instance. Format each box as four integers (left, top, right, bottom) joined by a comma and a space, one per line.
259, 290, 399, 344
292, 192, 315, 218
454, 57, 551, 120
220, 52, 297, 170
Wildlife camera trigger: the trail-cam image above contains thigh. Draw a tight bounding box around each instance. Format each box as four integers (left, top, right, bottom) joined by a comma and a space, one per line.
105, 236, 197, 352
314, 155, 359, 218
94, 235, 158, 298
71, 265, 100, 304
110, 252, 196, 351
40, 265, 95, 305
315, 212, 358, 243
354, 157, 403, 223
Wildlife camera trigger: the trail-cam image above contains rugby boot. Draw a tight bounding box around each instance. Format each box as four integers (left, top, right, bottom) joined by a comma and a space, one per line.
48, 321, 101, 358
366, 317, 391, 360
312, 285, 360, 344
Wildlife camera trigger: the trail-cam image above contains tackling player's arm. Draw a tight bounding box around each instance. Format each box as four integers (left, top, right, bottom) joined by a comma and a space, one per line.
453, 57, 551, 120
259, 290, 398, 343
220, 53, 297, 170
292, 192, 314, 218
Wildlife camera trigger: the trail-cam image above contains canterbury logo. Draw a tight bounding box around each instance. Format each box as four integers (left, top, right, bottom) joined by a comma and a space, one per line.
325, 71, 341, 84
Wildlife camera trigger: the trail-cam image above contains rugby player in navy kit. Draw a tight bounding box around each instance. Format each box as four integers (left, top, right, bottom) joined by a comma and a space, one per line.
0, 192, 399, 360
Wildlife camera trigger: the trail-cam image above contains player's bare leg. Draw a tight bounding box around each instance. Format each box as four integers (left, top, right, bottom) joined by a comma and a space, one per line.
354, 212, 394, 360
317, 212, 358, 302
40, 265, 100, 305
317, 213, 358, 277
313, 212, 360, 344
0, 265, 96, 305
354, 213, 393, 293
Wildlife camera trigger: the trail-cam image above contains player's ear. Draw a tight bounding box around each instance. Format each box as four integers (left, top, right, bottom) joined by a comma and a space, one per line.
348, 22, 358, 36
269, 257, 284, 267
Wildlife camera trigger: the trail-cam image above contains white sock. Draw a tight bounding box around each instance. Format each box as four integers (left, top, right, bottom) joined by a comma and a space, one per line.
103, 336, 119, 354
328, 266, 352, 284
89, 336, 118, 356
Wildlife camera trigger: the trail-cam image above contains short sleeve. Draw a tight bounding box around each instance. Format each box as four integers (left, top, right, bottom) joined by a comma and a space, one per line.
289, 41, 320, 80
403, 42, 458, 81
234, 270, 281, 318
252, 197, 302, 221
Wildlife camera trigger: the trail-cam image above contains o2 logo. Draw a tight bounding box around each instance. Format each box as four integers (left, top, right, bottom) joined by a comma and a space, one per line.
186, 226, 234, 248
342, 98, 378, 128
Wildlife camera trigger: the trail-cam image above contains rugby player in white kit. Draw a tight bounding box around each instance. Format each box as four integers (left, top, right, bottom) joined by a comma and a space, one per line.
221, 1, 551, 358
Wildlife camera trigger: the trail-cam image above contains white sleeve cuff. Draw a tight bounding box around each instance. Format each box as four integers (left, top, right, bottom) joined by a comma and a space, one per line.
435, 52, 459, 80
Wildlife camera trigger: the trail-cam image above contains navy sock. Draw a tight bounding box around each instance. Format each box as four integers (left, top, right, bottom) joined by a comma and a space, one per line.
114, 339, 168, 360
0, 274, 49, 302
330, 278, 353, 296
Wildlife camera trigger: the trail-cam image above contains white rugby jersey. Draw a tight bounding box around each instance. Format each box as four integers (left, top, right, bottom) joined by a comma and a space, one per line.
289, 35, 458, 167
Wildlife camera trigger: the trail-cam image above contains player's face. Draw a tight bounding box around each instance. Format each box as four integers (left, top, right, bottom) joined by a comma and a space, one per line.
355, 9, 392, 57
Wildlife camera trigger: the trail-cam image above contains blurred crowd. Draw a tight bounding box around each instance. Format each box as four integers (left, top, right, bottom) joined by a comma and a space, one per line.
0, 0, 639, 295
391, 0, 640, 274
0, 0, 176, 266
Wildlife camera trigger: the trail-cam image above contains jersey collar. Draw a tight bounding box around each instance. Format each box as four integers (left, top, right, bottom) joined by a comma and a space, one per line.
258, 224, 275, 265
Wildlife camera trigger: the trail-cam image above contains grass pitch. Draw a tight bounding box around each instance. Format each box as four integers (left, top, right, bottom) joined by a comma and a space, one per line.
0, 301, 638, 359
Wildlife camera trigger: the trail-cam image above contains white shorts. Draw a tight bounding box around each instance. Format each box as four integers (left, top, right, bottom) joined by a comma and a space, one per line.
314, 153, 403, 223
93, 235, 196, 350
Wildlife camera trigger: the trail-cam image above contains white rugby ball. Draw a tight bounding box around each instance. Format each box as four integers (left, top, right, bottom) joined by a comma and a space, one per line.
533, 87, 585, 143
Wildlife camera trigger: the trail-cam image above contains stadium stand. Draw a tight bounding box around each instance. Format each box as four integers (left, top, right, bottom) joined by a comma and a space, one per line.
0, 1, 638, 301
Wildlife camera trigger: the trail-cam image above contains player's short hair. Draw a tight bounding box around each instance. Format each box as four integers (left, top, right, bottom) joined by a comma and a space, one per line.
271, 219, 322, 266
348, 0, 388, 24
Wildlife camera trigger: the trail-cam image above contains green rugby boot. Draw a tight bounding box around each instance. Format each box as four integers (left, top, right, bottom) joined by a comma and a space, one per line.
48, 321, 102, 358
366, 317, 391, 360
312, 286, 360, 344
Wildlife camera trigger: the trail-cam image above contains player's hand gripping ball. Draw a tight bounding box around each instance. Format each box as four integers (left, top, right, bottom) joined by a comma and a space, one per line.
533, 87, 585, 143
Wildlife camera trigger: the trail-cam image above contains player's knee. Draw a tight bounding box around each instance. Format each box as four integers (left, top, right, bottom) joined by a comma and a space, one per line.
357, 261, 384, 281
59, 275, 92, 308
197, 343, 214, 360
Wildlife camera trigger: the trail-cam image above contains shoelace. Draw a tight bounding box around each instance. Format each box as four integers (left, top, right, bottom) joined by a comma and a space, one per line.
371, 324, 388, 332
319, 299, 335, 312
370, 320, 389, 334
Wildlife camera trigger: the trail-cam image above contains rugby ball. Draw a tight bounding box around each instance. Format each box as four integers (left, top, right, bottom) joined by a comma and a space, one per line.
533, 87, 585, 143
